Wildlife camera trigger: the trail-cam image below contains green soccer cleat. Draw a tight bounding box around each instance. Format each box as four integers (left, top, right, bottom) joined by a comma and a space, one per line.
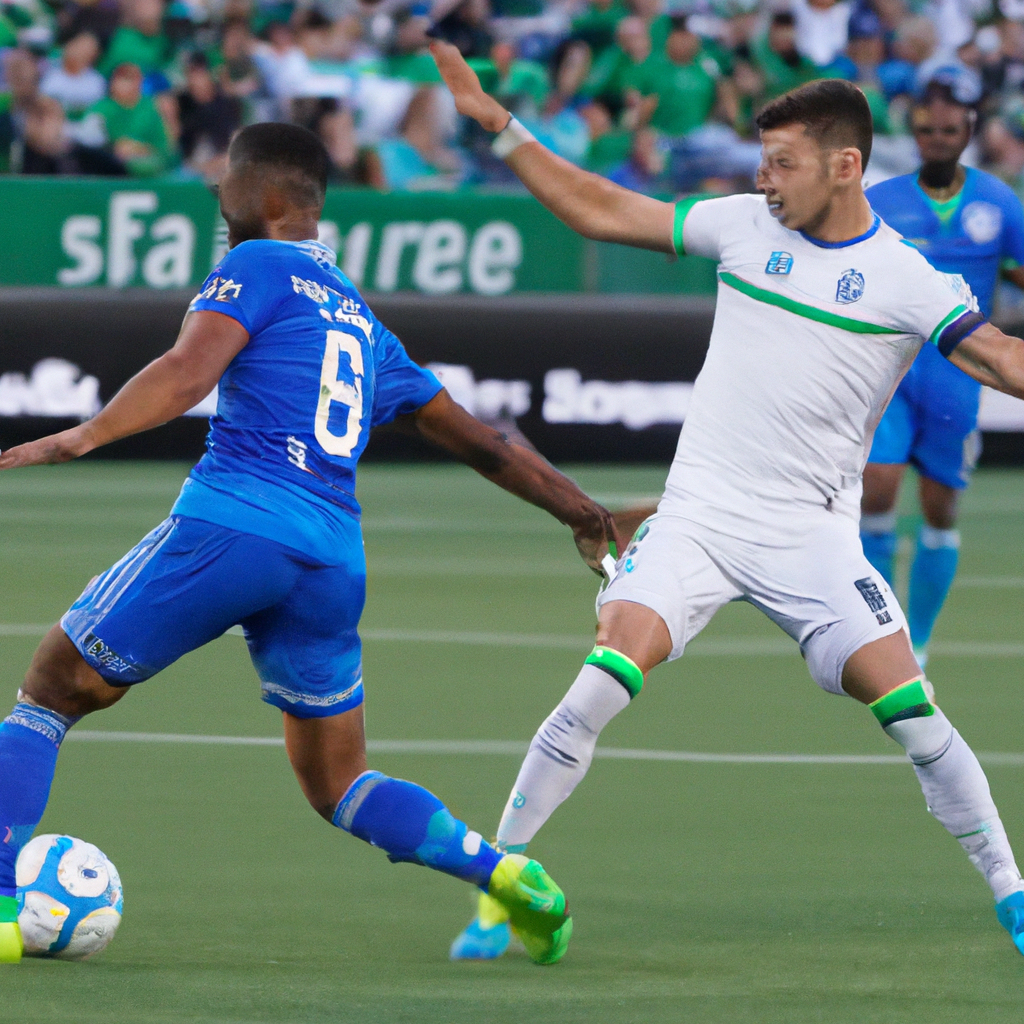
0, 896, 22, 964
486, 854, 572, 965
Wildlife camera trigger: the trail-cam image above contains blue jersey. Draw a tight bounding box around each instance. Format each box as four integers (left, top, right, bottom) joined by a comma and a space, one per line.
172, 238, 442, 563
867, 167, 1024, 318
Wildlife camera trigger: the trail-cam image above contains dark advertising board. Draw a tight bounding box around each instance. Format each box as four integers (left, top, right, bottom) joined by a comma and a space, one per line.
2, 289, 1024, 465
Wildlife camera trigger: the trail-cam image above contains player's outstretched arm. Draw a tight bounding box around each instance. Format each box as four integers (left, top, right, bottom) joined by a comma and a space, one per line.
410, 389, 619, 572
948, 322, 1024, 400
430, 40, 675, 253
0, 311, 249, 470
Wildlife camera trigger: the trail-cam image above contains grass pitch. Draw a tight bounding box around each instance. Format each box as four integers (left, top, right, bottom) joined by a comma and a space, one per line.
2, 461, 1024, 1023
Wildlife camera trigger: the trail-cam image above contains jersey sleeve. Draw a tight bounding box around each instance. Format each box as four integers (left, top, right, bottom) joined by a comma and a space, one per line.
369, 326, 443, 428
672, 195, 725, 259
893, 251, 986, 357
188, 242, 288, 337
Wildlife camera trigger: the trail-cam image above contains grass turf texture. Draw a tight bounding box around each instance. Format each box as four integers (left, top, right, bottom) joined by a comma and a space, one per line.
2, 461, 1024, 1023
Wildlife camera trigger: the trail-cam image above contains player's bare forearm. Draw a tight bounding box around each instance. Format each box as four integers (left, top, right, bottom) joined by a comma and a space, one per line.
949, 322, 1024, 400
412, 390, 618, 571
0, 311, 248, 470
430, 40, 674, 253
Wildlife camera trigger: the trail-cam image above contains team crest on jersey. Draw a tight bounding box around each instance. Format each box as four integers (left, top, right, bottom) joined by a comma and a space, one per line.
835, 268, 865, 304
961, 201, 1002, 245
765, 251, 793, 275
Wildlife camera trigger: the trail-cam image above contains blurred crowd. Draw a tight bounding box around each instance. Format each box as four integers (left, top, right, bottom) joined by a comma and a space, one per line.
3, 0, 1024, 193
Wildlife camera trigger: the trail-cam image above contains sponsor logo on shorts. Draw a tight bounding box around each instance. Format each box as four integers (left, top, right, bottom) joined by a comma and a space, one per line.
836, 269, 865, 304
287, 435, 309, 471
854, 578, 893, 625
83, 632, 135, 675
765, 251, 793, 275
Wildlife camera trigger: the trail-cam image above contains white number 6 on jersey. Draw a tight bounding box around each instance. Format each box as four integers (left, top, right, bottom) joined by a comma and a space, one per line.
315, 329, 364, 457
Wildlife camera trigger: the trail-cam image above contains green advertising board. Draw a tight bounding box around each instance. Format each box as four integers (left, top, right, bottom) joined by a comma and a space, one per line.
0, 178, 715, 294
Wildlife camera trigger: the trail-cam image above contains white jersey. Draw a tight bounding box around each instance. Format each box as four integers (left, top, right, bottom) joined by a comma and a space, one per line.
661, 193, 982, 537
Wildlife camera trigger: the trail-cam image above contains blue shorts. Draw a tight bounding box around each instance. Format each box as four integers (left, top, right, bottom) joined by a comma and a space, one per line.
869, 342, 982, 490
61, 515, 366, 718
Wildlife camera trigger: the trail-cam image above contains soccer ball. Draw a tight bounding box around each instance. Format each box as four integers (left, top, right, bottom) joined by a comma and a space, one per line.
16, 834, 123, 960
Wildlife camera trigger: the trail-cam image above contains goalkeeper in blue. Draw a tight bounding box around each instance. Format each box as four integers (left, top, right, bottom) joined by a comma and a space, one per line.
0, 122, 617, 966
861, 77, 1024, 670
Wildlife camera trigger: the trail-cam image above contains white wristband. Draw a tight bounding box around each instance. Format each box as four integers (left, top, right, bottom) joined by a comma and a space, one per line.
491, 115, 536, 159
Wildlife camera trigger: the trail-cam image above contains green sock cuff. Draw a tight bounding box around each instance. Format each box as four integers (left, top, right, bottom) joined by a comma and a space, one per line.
869, 678, 934, 728
585, 645, 643, 699
0, 896, 17, 923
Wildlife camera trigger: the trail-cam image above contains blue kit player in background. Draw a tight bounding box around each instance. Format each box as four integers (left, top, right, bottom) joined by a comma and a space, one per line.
862, 76, 1024, 671
0, 123, 619, 966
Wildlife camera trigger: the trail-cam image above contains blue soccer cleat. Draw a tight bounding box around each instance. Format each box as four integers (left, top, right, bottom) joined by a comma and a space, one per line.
996, 891, 1024, 955
450, 892, 511, 960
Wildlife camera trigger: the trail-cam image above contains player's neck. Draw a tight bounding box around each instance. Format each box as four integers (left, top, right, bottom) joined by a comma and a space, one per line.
799, 192, 875, 245
917, 162, 966, 203
266, 218, 321, 243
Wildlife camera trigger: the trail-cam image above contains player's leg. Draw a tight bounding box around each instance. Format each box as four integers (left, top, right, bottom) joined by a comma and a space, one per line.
252, 541, 572, 964
282, 704, 572, 964
904, 349, 981, 667
452, 516, 738, 959
860, 463, 905, 585
786, 516, 1024, 955
0, 630, 127, 962
842, 632, 1024, 955
451, 599, 668, 961
860, 380, 915, 586
906, 475, 962, 665
1, 516, 318, 963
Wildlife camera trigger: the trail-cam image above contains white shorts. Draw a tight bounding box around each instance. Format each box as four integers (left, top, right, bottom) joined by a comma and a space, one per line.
597, 511, 907, 696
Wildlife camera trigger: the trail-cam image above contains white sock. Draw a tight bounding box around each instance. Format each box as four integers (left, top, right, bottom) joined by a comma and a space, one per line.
886, 710, 1024, 902
496, 664, 631, 850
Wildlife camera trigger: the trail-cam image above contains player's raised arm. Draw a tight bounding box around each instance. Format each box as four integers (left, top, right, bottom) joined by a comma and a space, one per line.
947, 322, 1024, 400
430, 40, 675, 253
0, 310, 248, 470
409, 389, 619, 572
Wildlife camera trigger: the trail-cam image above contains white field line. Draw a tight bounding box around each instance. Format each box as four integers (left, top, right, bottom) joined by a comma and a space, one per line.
58, 730, 1024, 766
5, 623, 1024, 658
957, 576, 1024, 588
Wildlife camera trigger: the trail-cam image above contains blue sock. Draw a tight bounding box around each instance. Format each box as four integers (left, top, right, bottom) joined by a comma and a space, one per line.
333, 772, 503, 889
908, 525, 960, 651
860, 512, 898, 586
0, 703, 76, 897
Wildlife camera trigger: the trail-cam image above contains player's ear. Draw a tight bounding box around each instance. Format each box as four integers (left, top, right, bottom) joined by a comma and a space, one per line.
833, 146, 862, 185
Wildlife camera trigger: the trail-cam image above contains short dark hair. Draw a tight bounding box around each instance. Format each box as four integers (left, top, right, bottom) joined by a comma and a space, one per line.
228, 122, 329, 208
756, 79, 873, 169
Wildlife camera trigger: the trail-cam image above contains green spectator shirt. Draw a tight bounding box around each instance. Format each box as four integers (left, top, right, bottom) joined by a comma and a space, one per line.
98, 26, 174, 77
90, 95, 173, 176
585, 129, 632, 174
571, 1, 628, 57
635, 52, 719, 137
749, 33, 820, 101
581, 45, 647, 103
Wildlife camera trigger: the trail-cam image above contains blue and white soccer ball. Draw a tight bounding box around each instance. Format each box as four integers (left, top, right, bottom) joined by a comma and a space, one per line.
16, 834, 123, 960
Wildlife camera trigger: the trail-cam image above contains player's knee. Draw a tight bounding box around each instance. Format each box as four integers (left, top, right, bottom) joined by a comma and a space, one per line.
22, 629, 125, 717
595, 604, 671, 673
869, 677, 952, 764
919, 479, 959, 529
